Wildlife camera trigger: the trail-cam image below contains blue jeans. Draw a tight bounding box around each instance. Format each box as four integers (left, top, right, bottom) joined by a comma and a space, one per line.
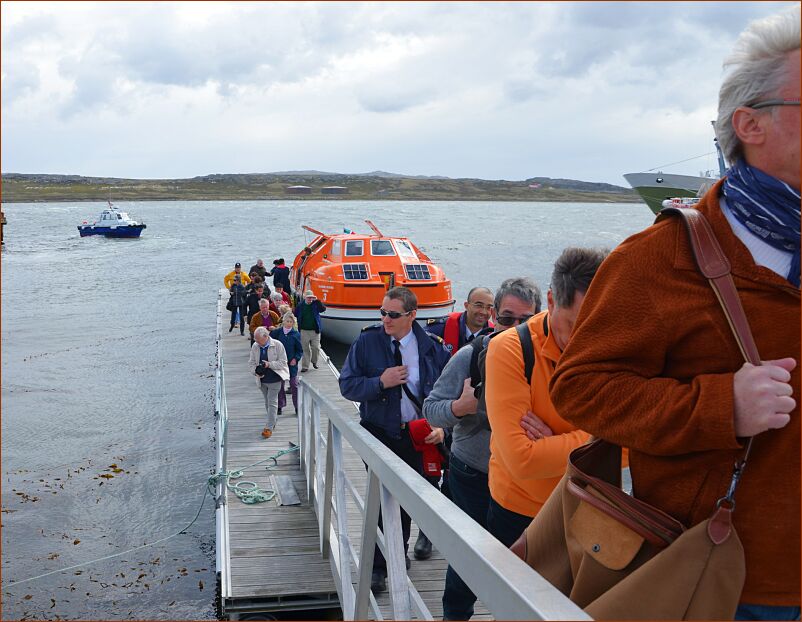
486, 496, 533, 548
442, 455, 490, 620
735, 603, 801, 620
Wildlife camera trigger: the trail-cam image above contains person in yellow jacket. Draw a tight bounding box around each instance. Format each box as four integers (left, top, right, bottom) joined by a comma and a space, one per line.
224, 262, 251, 289
484, 247, 607, 547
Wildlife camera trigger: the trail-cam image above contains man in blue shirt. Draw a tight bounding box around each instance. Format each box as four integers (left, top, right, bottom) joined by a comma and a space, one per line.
339, 286, 450, 593
426, 286, 494, 356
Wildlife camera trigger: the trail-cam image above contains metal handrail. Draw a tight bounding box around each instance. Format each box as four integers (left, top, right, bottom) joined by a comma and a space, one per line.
214, 289, 232, 599
296, 376, 590, 621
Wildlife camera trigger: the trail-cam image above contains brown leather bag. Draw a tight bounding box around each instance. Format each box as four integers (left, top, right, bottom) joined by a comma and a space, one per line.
510, 207, 759, 620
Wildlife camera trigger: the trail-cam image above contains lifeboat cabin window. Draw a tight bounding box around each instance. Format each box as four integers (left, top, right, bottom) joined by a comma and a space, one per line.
330, 239, 341, 257
405, 264, 432, 280
344, 240, 364, 256
371, 240, 395, 256
343, 264, 369, 280
394, 239, 418, 261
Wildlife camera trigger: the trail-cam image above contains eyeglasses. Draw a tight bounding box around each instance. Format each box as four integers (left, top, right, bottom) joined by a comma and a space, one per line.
469, 302, 494, 312
749, 98, 801, 110
380, 309, 412, 319
495, 314, 533, 327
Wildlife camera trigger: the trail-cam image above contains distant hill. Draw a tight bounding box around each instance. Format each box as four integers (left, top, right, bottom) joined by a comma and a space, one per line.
1, 171, 640, 203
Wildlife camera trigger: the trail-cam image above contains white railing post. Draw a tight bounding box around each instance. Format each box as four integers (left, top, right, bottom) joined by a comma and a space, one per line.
381, 486, 411, 620
354, 470, 381, 620
331, 425, 355, 618
320, 419, 334, 558
313, 400, 324, 518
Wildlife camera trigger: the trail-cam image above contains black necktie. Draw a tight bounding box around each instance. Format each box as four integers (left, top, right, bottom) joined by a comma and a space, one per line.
393, 339, 403, 366
393, 339, 422, 410
467, 333, 475, 343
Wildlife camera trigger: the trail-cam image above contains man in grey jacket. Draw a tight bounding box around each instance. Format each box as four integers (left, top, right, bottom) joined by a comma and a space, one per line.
423, 277, 541, 621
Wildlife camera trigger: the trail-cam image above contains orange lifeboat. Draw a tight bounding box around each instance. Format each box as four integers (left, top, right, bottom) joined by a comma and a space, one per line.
290, 220, 454, 344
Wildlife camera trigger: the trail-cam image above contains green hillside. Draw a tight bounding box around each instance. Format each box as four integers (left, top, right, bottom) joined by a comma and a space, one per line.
1, 172, 640, 204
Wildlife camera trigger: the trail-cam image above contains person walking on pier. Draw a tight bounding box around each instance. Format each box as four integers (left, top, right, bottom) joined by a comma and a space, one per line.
249, 298, 280, 345
224, 261, 251, 289
267, 258, 292, 293
485, 248, 607, 548
426, 287, 495, 356
339, 286, 450, 593
295, 290, 326, 372
423, 277, 542, 621
551, 8, 800, 619
228, 275, 248, 335
249, 326, 289, 439
271, 313, 303, 416
249, 258, 268, 281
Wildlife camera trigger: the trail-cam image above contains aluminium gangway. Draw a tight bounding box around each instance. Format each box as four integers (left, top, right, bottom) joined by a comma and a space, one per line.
214, 290, 588, 620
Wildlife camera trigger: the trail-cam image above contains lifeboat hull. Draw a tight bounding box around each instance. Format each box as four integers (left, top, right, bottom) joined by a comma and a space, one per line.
319, 303, 454, 345
291, 222, 455, 345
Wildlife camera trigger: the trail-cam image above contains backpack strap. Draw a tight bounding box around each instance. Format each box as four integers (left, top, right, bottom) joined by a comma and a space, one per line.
469, 335, 486, 389
516, 321, 535, 384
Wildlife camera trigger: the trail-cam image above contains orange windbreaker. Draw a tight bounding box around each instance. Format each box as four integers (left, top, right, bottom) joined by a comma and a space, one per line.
485, 311, 589, 517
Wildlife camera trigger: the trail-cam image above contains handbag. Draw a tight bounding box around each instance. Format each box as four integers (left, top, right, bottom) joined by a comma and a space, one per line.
226, 296, 235, 312
510, 207, 760, 620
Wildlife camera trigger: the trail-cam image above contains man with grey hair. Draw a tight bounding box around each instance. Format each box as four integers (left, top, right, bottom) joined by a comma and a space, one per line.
248, 325, 289, 440
423, 276, 541, 621
552, 7, 799, 618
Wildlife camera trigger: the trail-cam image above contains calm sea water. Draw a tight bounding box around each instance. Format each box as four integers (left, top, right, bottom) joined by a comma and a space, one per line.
1, 199, 654, 620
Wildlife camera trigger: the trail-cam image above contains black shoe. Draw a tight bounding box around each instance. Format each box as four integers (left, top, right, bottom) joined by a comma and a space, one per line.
406, 556, 411, 570
414, 532, 432, 560
277, 408, 282, 416
312, 363, 318, 369
229, 325, 234, 332
370, 570, 387, 593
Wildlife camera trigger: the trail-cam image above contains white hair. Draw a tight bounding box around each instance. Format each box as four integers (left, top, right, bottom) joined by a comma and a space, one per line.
716, 5, 801, 163
270, 293, 283, 302
254, 326, 269, 339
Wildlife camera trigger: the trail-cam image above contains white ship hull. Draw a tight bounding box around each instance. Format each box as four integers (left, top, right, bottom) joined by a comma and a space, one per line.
624, 172, 717, 214
320, 303, 454, 345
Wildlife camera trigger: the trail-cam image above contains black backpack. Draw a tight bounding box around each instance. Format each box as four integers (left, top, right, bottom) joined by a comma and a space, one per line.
468, 322, 535, 430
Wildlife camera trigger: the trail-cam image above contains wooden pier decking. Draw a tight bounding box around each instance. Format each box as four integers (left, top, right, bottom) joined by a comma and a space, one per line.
217, 325, 493, 620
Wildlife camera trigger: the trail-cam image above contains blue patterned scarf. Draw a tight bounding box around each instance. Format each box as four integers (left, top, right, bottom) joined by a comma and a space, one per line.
721, 159, 800, 287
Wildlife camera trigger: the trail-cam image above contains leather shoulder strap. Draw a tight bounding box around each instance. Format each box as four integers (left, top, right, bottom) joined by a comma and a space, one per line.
658, 206, 760, 366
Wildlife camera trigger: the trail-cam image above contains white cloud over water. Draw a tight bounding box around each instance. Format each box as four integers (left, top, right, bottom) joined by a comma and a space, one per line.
1, 1, 794, 184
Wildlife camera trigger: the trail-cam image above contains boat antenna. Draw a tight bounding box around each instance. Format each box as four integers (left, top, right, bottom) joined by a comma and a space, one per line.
365, 220, 384, 237
711, 120, 728, 177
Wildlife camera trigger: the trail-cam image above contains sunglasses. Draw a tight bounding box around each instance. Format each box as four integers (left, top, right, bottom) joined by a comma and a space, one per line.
495, 313, 533, 327
380, 309, 412, 319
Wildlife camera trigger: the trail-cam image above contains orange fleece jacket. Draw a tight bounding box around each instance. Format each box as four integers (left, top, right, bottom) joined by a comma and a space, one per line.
486, 311, 590, 517
550, 180, 800, 606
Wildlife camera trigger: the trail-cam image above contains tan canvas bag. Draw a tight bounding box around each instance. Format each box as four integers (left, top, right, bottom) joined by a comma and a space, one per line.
511, 207, 760, 620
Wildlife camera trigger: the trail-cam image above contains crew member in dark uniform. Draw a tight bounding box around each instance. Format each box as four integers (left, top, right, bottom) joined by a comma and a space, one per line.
427, 286, 495, 356
339, 286, 450, 593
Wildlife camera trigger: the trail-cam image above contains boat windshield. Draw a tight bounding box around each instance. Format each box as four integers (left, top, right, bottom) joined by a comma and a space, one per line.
394, 239, 418, 261
371, 240, 395, 256
344, 240, 364, 256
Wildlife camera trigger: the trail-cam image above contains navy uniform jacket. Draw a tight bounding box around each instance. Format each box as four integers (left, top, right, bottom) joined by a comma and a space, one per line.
339, 322, 450, 439
426, 311, 491, 355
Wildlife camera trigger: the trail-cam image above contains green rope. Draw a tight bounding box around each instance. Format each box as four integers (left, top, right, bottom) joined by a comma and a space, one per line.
6, 444, 300, 588
207, 444, 300, 505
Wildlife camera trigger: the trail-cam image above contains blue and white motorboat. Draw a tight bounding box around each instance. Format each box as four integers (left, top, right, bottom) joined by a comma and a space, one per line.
78, 202, 147, 238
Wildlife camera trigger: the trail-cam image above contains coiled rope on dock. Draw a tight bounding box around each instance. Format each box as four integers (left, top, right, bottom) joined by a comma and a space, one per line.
207, 444, 300, 504
5, 444, 300, 588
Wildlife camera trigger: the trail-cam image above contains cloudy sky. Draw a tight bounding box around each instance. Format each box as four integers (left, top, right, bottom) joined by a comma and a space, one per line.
1, 1, 794, 186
